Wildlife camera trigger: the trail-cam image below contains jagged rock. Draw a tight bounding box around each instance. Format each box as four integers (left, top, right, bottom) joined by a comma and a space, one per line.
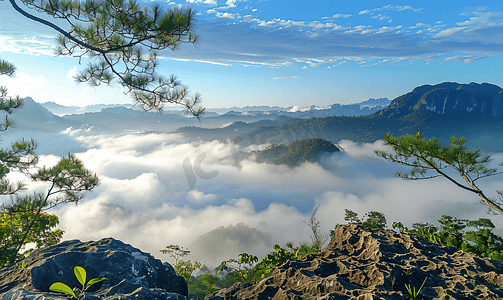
204, 224, 503, 300
0, 238, 189, 300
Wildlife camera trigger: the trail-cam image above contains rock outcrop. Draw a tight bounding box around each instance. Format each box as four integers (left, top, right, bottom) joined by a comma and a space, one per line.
205, 224, 503, 300
0, 238, 189, 300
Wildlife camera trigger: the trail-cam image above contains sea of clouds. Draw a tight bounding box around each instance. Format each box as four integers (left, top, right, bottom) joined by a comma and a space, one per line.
1, 127, 503, 271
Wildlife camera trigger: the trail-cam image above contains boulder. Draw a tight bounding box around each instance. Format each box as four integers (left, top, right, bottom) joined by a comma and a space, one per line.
204, 224, 503, 300
0, 238, 189, 300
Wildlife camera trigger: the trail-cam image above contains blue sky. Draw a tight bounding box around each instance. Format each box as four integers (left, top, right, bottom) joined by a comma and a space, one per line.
1, 1, 503, 108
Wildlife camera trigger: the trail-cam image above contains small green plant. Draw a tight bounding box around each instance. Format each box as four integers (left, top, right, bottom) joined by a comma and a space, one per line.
49, 266, 106, 298
159, 244, 203, 283
175, 260, 202, 283
14, 261, 28, 269
404, 276, 427, 300
217, 243, 319, 285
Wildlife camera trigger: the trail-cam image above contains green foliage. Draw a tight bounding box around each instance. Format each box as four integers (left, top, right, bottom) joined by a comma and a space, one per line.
344, 209, 361, 224
346, 209, 503, 263
217, 252, 259, 284
375, 131, 497, 180
174, 260, 202, 283
0, 60, 98, 268
217, 242, 319, 286
460, 218, 503, 259
30, 153, 99, 205
160, 244, 204, 284
11, 0, 204, 116
0, 87, 98, 266
49, 266, 106, 299
0, 60, 16, 76
341, 209, 386, 230
254, 138, 341, 167
375, 131, 503, 215
361, 211, 387, 229
0, 204, 63, 268
188, 207, 503, 299
187, 273, 222, 299
0, 153, 98, 267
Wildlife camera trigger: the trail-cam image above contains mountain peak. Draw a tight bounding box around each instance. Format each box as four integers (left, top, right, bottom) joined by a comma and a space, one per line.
377, 82, 503, 118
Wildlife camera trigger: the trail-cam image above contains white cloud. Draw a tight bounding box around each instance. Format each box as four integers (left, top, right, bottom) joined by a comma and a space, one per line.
344, 25, 372, 34
0, 36, 54, 57
308, 21, 341, 30
206, 9, 238, 19
219, 0, 236, 8
217, 12, 238, 19
440, 55, 488, 64
376, 25, 402, 34
456, 11, 503, 27
253, 18, 305, 28
4, 129, 501, 271
433, 27, 467, 38
66, 66, 78, 80
0, 72, 48, 100
408, 23, 428, 29
358, 5, 422, 19
169, 57, 232, 66
186, 0, 216, 4
332, 14, 351, 18
186, 190, 217, 203
272, 76, 300, 80
360, 58, 393, 67
372, 13, 391, 21
373, 4, 423, 12
396, 5, 421, 12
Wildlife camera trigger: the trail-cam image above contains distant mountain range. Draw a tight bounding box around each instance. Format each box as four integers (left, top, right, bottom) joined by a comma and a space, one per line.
359, 98, 392, 109
39, 99, 391, 119
174, 82, 503, 152
0, 97, 391, 133
3, 82, 502, 151
40, 101, 137, 116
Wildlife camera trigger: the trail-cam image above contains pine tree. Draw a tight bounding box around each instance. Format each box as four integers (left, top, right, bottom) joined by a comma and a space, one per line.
375, 131, 503, 215
5, 0, 204, 117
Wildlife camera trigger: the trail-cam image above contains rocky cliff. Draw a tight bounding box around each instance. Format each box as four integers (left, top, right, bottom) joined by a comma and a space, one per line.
377, 82, 503, 119
205, 224, 503, 300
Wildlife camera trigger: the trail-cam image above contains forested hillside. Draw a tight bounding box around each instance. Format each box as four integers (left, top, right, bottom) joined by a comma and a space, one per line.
249, 138, 343, 167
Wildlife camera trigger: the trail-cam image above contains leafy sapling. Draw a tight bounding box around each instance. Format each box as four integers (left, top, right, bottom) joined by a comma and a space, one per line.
49, 266, 106, 298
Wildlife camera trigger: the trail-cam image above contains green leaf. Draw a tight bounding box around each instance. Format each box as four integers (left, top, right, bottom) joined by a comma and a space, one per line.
74, 266, 86, 287
87, 277, 106, 286
49, 282, 77, 298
